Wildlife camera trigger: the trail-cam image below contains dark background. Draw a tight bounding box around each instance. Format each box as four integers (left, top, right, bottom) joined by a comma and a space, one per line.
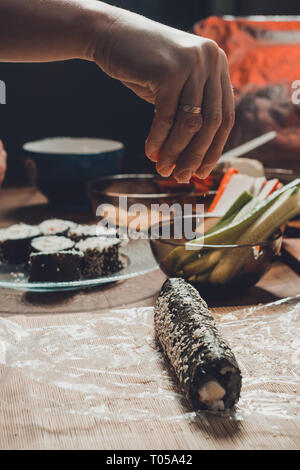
0, 0, 299, 186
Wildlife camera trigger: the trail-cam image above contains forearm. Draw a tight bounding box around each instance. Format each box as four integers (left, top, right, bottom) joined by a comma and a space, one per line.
0, 0, 120, 62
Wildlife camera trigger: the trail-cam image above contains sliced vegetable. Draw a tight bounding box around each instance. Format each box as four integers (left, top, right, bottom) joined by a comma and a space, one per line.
188, 271, 211, 284
211, 174, 255, 216
257, 178, 279, 201
208, 191, 253, 235
165, 178, 300, 272
232, 197, 258, 224
183, 249, 223, 277
252, 177, 266, 197
209, 188, 300, 284
208, 167, 239, 213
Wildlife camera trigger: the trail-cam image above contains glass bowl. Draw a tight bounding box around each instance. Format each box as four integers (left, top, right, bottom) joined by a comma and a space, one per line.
149, 215, 283, 297
88, 174, 215, 231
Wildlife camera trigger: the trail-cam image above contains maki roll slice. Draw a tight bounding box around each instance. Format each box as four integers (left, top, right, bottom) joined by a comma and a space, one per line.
0, 224, 40, 264
39, 219, 76, 236
28, 250, 82, 282
68, 224, 118, 242
154, 278, 242, 411
76, 236, 123, 278
31, 235, 75, 253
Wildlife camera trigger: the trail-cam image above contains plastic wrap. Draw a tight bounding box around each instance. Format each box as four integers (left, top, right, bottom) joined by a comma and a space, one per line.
0, 296, 299, 422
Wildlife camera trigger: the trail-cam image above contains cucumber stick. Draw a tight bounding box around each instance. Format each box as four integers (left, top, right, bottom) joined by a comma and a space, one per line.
166, 178, 300, 272
231, 197, 258, 223
188, 271, 211, 284
209, 188, 300, 284
183, 249, 223, 277
184, 191, 254, 275
207, 191, 253, 235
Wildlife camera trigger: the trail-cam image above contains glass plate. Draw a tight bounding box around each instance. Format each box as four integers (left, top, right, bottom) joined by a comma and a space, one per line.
0, 239, 158, 292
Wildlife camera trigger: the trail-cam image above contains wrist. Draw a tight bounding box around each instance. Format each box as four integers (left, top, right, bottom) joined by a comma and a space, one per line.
78, 1, 124, 65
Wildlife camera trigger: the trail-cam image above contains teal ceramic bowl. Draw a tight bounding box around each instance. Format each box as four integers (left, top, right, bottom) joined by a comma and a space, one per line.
23, 137, 124, 210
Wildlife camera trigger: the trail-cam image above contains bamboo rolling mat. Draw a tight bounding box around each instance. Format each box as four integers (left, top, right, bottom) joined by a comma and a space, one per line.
0, 298, 299, 450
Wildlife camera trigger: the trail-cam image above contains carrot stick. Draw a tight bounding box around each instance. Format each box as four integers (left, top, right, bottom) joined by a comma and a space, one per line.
208, 167, 239, 212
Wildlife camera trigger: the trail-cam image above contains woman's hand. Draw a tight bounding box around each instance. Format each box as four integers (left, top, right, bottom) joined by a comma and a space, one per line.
0, 140, 7, 187
92, 10, 234, 182
0, 1, 234, 183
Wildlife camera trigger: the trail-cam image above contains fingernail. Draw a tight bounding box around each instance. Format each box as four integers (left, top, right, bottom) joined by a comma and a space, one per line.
158, 165, 174, 177
146, 140, 158, 159
147, 151, 160, 162
175, 169, 193, 183
198, 166, 212, 179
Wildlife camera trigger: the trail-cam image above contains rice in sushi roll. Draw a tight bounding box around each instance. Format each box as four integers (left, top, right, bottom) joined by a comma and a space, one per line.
39, 219, 76, 237
31, 235, 75, 253
0, 223, 40, 264
68, 224, 118, 242
76, 236, 123, 278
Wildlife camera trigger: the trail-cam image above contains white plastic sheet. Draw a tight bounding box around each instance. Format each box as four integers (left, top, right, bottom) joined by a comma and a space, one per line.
0, 296, 299, 422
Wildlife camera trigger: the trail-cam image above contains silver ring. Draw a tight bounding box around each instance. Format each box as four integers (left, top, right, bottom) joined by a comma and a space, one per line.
179, 104, 202, 115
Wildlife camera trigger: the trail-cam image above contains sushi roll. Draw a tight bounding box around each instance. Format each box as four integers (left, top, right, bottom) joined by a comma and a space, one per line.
31, 235, 75, 253
68, 224, 118, 242
28, 250, 83, 282
0, 223, 40, 264
76, 236, 123, 278
154, 278, 242, 411
39, 219, 76, 236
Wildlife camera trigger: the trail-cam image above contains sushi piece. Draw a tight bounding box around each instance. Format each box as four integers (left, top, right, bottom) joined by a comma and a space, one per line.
39, 219, 76, 236
0, 223, 40, 264
68, 224, 118, 242
28, 250, 82, 282
154, 278, 242, 411
76, 236, 123, 278
31, 235, 75, 253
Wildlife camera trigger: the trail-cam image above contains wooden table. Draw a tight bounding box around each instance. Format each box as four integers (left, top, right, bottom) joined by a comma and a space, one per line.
0, 187, 299, 450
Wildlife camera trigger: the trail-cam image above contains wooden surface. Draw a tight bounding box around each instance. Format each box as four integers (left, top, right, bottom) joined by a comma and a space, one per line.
0, 187, 300, 450
282, 238, 300, 275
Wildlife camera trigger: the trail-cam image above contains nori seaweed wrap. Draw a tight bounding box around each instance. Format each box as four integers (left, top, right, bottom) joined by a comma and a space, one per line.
0, 224, 40, 264
154, 278, 242, 411
28, 250, 83, 282
76, 236, 123, 278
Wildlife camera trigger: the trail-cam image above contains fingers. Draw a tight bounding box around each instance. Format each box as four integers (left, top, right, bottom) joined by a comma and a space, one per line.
0, 140, 7, 186
195, 55, 235, 178
173, 73, 223, 182
145, 43, 233, 183
155, 72, 205, 178
145, 87, 180, 164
